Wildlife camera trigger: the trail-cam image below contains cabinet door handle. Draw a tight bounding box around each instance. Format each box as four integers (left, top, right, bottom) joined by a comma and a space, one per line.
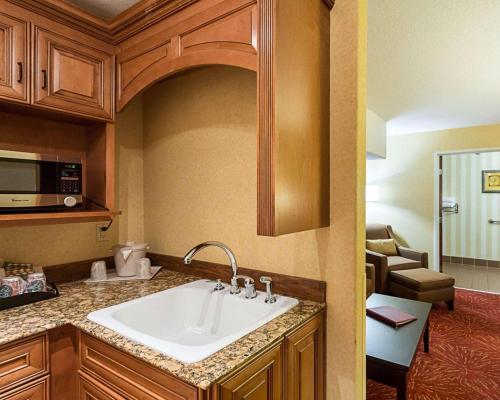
41, 70, 47, 89
17, 62, 23, 83
489, 219, 500, 225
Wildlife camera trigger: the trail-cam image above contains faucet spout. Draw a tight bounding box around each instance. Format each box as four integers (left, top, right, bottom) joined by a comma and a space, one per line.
183, 241, 238, 278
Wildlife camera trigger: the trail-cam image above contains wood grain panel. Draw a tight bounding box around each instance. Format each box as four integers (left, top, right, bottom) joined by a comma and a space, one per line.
258, 0, 330, 236
285, 312, 325, 400
216, 343, 282, 400
86, 122, 115, 211
78, 372, 125, 400
119, 44, 170, 91
0, 377, 49, 400
79, 333, 199, 400
0, 335, 48, 395
0, 11, 28, 103
180, 4, 257, 55
33, 26, 114, 120
148, 253, 327, 303
48, 325, 79, 400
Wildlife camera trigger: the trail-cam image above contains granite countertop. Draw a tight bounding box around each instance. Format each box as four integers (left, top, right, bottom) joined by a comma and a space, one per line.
0, 270, 325, 390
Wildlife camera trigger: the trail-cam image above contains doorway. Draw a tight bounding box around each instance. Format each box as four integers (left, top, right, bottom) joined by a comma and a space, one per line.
436, 150, 500, 293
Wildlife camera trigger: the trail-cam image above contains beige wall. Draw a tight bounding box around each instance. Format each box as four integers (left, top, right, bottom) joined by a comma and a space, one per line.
116, 95, 145, 244
443, 151, 500, 260
366, 108, 386, 159
367, 124, 500, 266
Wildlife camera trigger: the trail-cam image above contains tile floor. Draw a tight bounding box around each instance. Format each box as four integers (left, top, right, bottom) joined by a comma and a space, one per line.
443, 262, 500, 294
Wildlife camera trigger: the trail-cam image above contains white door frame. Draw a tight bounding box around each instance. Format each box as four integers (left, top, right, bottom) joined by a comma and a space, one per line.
433, 147, 500, 270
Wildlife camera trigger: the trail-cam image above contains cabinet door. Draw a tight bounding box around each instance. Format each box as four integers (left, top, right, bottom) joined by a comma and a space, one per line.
33, 26, 114, 120
0, 11, 28, 102
1, 378, 48, 400
284, 313, 325, 400
78, 373, 125, 400
0, 335, 49, 394
217, 343, 282, 400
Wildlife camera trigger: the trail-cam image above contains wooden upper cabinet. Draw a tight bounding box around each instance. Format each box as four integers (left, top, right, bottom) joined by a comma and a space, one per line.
257, 0, 330, 236
33, 27, 114, 120
0, 11, 28, 103
215, 343, 282, 400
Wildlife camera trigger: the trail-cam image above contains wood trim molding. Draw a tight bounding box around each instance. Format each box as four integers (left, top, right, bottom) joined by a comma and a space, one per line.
6, 0, 114, 42
108, 0, 198, 44
6, 0, 334, 44
148, 253, 327, 303
257, 0, 275, 236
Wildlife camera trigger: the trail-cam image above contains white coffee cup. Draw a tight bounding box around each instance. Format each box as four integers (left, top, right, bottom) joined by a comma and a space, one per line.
91, 261, 107, 281
135, 258, 151, 278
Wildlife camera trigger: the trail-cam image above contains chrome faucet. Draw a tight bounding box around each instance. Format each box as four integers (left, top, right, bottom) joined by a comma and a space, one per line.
183, 242, 240, 293
232, 275, 257, 299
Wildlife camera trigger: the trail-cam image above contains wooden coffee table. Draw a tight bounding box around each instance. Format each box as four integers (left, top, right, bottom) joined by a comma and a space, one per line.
366, 294, 432, 400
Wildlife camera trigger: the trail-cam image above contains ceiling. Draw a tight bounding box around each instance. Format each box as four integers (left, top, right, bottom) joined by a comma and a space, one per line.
64, 0, 142, 20
368, 0, 500, 135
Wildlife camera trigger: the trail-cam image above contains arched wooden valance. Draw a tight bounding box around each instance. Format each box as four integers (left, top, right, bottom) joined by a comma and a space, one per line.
116, 0, 258, 111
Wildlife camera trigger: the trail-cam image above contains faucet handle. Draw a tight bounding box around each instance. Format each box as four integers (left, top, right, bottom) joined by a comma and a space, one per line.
213, 279, 225, 291
260, 276, 277, 303
231, 275, 257, 298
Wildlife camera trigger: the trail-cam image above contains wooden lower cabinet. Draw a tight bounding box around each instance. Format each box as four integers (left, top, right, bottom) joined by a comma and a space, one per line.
0, 377, 49, 400
0, 312, 324, 399
285, 312, 325, 400
78, 373, 124, 400
215, 343, 282, 400
79, 333, 199, 400
0, 335, 49, 395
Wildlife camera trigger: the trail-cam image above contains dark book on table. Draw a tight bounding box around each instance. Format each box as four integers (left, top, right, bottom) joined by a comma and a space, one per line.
366, 305, 417, 328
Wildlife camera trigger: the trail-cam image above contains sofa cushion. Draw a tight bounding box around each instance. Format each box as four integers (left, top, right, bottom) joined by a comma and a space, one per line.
389, 268, 455, 291
366, 223, 391, 240
366, 239, 398, 256
387, 256, 421, 270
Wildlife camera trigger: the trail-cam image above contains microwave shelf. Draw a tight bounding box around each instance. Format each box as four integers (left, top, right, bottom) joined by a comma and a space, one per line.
0, 209, 120, 226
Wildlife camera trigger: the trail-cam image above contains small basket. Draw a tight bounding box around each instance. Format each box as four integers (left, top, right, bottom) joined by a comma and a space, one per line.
3, 263, 34, 279
0, 282, 59, 311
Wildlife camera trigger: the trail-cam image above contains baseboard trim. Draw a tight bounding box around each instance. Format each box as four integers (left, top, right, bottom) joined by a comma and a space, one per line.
43, 256, 115, 284
41, 253, 327, 303
443, 255, 500, 268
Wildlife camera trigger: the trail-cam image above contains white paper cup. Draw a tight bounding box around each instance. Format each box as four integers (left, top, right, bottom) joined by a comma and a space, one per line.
135, 258, 151, 278
91, 261, 107, 281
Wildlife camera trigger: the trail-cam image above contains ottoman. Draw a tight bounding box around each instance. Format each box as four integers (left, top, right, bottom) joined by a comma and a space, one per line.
388, 268, 455, 310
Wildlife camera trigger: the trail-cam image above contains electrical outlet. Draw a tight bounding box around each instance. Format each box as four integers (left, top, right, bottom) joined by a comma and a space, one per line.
96, 223, 109, 242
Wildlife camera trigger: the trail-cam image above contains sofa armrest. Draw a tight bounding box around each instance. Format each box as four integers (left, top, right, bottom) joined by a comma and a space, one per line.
365, 250, 389, 293
398, 246, 429, 268
365, 263, 375, 298
365, 263, 375, 279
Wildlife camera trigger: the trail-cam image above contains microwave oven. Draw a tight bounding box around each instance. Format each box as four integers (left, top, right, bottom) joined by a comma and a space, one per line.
0, 150, 83, 212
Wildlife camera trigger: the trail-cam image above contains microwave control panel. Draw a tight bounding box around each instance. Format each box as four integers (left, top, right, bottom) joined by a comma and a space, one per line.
58, 163, 82, 194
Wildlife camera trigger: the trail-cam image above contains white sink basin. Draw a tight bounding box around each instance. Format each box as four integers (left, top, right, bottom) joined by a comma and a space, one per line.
87, 279, 299, 363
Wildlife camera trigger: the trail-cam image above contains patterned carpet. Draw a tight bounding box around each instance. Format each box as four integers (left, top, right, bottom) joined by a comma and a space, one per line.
367, 289, 500, 400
